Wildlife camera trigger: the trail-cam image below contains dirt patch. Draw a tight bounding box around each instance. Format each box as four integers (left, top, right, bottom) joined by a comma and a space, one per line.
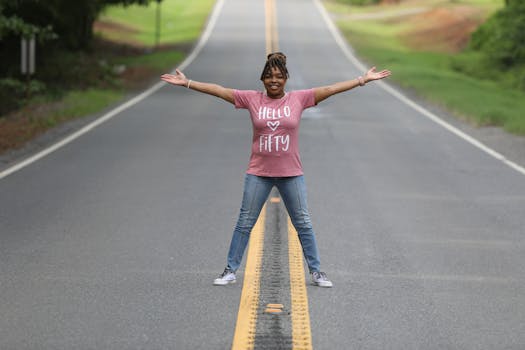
93, 20, 139, 34
0, 104, 61, 152
400, 6, 484, 53
93, 20, 146, 48
120, 65, 159, 89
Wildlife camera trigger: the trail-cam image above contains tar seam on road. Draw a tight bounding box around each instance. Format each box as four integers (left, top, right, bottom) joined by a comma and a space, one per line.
254, 192, 293, 349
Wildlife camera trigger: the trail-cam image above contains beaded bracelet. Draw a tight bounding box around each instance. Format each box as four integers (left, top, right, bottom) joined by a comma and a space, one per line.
357, 76, 365, 86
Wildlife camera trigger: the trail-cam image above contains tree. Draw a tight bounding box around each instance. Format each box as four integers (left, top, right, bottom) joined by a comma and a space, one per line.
1, 0, 154, 51
0, 0, 158, 114
469, 0, 525, 68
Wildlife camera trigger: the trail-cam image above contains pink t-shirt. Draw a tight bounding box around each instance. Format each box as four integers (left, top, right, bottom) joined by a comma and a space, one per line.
234, 89, 316, 177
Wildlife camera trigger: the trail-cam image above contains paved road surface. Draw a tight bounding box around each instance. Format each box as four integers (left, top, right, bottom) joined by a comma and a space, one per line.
2, 0, 525, 348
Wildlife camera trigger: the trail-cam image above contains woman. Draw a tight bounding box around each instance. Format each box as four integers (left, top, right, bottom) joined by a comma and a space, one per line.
161, 52, 391, 288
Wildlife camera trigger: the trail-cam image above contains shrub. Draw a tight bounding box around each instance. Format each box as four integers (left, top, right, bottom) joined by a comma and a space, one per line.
0, 78, 46, 115
469, 1, 525, 68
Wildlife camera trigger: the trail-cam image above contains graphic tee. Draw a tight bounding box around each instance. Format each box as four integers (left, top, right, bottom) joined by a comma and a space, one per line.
234, 89, 316, 177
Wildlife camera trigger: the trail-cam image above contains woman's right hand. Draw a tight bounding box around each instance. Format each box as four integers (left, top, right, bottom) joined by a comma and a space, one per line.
161, 69, 188, 86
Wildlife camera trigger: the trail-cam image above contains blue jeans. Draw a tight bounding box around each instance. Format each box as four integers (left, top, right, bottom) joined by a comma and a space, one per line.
226, 174, 321, 273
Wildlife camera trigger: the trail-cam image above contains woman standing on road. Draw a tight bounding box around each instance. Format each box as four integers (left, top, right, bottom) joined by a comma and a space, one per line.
161, 52, 391, 288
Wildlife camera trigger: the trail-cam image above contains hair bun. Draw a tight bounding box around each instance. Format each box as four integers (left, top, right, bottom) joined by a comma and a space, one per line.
267, 52, 287, 65
260, 51, 289, 80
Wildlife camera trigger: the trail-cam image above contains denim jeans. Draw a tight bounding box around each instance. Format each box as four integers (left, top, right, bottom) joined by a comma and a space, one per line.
226, 174, 321, 273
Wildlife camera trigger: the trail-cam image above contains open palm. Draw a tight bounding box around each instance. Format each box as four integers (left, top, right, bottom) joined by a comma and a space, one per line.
161, 69, 187, 86
365, 66, 391, 81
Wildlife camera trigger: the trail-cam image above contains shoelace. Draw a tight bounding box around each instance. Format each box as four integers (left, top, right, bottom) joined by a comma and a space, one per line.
221, 269, 233, 277
314, 272, 327, 280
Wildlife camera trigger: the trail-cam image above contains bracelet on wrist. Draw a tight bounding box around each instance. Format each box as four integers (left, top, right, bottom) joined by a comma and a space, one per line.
187, 79, 192, 89
357, 76, 365, 86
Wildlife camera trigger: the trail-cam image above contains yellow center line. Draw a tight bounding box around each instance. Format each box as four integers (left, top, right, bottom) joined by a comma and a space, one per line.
231, 0, 276, 342
233, 1, 313, 348
231, 205, 266, 350
288, 218, 313, 350
265, 0, 279, 54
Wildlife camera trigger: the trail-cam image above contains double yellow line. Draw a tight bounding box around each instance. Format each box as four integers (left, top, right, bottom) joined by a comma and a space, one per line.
231, 4, 313, 347
231, 205, 266, 349
231, 204, 313, 349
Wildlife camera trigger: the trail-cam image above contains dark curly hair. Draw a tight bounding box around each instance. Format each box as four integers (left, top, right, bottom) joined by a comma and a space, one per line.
260, 52, 289, 80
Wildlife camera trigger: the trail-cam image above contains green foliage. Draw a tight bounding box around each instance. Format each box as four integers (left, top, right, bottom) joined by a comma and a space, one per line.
469, 0, 525, 67
0, 78, 46, 114
0, 15, 56, 41
0, 0, 158, 115
35, 50, 120, 90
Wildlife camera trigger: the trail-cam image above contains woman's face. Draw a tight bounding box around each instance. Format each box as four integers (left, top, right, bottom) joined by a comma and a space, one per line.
262, 67, 287, 99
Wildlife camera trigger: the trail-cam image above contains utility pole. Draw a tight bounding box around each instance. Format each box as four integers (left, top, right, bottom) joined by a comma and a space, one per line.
155, 0, 162, 49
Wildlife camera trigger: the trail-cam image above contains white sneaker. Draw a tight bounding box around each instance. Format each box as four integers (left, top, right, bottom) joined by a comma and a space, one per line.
311, 271, 333, 288
213, 268, 236, 286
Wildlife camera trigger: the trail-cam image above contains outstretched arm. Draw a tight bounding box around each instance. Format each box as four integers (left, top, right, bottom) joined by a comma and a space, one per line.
313, 67, 391, 104
161, 69, 235, 104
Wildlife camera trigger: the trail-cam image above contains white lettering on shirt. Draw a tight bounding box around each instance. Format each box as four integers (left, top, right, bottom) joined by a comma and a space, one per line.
259, 134, 290, 153
258, 106, 291, 120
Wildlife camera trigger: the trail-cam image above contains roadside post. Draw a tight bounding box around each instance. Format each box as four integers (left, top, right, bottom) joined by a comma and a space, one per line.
21, 35, 36, 98
155, 0, 162, 49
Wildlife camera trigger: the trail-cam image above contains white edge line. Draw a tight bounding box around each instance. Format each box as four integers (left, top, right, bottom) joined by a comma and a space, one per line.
313, 0, 525, 177
0, 0, 226, 181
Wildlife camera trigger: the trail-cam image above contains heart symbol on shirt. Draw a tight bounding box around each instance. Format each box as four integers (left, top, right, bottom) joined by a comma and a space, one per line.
267, 121, 280, 131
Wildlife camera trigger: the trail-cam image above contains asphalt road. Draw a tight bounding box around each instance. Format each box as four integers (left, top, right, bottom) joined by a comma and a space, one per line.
2, 0, 525, 349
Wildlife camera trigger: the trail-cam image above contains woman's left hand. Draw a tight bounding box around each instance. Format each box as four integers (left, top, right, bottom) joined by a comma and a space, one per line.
365, 67, 391, 82
161, 69, 189, 87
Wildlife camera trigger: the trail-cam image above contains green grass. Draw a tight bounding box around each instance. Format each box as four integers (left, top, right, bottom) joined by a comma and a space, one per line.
98, 0, 216, 46
327, 0, 525, 135
39, 89, 124, 128
115, 50, 185, 72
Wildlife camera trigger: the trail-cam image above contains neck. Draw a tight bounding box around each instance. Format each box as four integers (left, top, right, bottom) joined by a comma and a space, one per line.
266, 90, 285, 99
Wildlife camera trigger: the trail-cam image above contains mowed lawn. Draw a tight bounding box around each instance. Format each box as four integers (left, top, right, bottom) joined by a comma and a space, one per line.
96, 0, 216, 47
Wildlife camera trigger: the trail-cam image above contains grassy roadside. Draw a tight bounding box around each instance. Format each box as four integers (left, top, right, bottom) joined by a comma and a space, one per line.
97, 0, 215, 47
0, 0, 215, 155
324, 0, 525, 135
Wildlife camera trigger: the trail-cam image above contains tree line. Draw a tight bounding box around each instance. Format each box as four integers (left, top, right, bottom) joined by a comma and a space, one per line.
0, 0, 161, 114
